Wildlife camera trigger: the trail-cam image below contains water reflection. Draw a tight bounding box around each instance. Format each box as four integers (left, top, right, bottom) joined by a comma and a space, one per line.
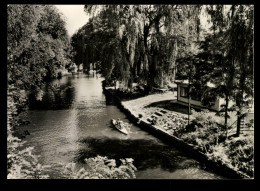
28, 80, 75, 110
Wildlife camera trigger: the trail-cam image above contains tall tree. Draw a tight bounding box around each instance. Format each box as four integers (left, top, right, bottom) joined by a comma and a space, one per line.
82, 5, 202, 90
194, 32, 236, 134
206, 5, 254, 136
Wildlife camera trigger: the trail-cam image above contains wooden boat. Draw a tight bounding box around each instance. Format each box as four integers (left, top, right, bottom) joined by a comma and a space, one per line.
111, 119, 128, 135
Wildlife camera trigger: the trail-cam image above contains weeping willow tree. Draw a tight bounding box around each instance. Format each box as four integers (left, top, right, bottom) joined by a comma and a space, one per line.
83, 5, 145, 89
78, 5, 202, 90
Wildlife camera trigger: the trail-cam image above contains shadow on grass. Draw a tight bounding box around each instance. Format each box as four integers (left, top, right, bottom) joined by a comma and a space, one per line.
145, 100, 201, 115
74, 137, 199, 173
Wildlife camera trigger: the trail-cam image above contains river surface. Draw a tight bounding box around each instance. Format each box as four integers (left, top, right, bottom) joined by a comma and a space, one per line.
20, 72, 225, 179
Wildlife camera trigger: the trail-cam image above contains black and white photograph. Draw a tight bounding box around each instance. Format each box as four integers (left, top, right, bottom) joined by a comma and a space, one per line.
7, 4, 254, 180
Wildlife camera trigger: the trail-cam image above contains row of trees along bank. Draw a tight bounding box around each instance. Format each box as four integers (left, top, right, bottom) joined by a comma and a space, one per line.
71, 5, 253, 137
7, 4, 74, 178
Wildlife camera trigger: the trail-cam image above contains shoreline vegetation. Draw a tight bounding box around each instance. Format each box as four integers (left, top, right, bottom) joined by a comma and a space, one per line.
103, 84, 253, 179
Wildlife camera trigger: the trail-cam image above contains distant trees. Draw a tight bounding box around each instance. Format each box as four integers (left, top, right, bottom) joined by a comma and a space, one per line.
71, 5, 201, 90
71, 20, 98, 73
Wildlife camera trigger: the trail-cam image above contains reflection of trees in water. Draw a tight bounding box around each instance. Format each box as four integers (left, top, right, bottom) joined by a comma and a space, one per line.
104, 94, 117, 106
28, 80, 75, 110
75, 138, 195, 172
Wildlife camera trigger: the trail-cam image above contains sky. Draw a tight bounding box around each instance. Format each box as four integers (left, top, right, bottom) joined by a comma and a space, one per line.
55, 5, 89, 37
54, 5, 221, 37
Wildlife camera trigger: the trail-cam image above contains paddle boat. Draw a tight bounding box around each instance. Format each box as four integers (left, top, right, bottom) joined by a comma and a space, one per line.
111, 119, 128, 135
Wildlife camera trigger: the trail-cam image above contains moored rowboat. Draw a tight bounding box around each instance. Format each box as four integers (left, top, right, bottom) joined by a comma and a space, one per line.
111, 119, 128, 135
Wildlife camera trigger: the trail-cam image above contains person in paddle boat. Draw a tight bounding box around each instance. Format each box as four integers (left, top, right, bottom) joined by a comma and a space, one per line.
117, 118, 122, 129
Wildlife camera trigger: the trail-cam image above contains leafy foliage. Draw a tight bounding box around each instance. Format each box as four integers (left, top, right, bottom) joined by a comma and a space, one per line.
8, 5, 72, 90
174, 109, 253, 177
226, 135, 254, 176
7, 143, 50, 179
207, 134, 254, 177
63, 156, 137, 179
175, 109, 226, 153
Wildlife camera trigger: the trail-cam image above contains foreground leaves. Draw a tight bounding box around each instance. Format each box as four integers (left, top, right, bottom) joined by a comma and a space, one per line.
63, 156, 137, 179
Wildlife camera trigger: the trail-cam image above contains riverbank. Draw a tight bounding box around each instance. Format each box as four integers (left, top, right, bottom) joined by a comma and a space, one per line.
103, 87, 253, 179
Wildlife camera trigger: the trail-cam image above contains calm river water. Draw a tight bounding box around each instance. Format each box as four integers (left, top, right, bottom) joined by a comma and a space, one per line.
20, 72, 225, 179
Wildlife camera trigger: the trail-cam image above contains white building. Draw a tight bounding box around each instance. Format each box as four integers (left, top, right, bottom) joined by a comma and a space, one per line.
175, 80, 235, 111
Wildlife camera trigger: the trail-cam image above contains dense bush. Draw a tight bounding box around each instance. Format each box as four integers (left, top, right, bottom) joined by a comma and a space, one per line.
174, 109, 226, 152
207, 134, 254, 177
7, 143, 51, 179
226, 135, 254, 176
114, 85, 149, 100
174, 109, 254, 177
8, 5, 72, 91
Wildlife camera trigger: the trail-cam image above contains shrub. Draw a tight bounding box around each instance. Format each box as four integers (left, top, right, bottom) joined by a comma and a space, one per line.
7, 136, 51, 179
63, 156, 137, 179
115, 87, 147, 100
226, 135, 254, 177
8, 88, 50, 179
207, 134, 254, 178
175, 110, 226, 153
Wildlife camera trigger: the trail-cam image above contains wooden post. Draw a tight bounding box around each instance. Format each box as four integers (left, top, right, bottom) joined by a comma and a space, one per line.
188, 93, 191, 126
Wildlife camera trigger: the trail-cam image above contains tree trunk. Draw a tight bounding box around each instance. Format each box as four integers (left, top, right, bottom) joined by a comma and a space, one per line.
236, 68, 246, 137
143, 23, 153, 91
188, 74, 191, 125
188, 95, 191, 126
236, 111, 241, 137
151, 49, 159, 87
136, 55, 141, 77
224, 95, 229, 137
168, 39, 178, 82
